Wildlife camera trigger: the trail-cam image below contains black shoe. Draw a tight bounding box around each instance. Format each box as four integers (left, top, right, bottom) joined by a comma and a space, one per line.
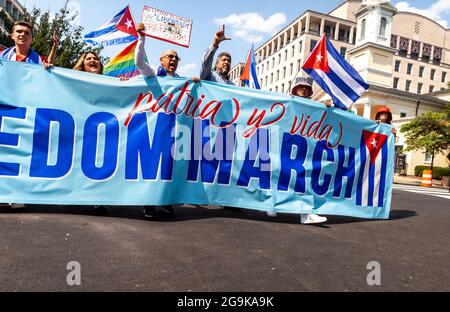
94, 205, 108, 215
160, 205, 174, 216
143, 206, 157, 218
224, 206, 242, 212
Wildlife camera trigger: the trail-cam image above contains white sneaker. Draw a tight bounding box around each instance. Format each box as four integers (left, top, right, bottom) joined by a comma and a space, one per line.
267, 211, 277, 217
10, 203, 26, 209
300, 213, 327, 224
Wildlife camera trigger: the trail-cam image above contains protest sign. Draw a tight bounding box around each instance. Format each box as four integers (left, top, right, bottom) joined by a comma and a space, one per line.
141, 5, 193, 47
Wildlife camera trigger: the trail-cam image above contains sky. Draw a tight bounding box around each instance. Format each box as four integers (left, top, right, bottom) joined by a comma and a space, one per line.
20, 0, 450, 77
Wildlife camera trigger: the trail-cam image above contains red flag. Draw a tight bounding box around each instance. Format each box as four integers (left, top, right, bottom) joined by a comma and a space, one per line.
302, 35, 330, 73
363, 130, 388, 165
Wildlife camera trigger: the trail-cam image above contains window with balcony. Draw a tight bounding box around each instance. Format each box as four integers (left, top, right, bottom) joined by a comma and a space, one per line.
390, 35, 398, 49
411, 41, 420, 59
399, 37, 409, 57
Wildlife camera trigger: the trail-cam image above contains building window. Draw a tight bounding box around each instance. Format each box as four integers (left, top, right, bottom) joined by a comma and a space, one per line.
442, 72, 447, 83
417, 83, 423, 94
310, 39, 317, 52
284, 50, 288, 61
407, 63, 413, 75
390, 34, 398, 48
405, 80, 411, 92
429, 85, 434, 93
422, 44, 431, 61
424, 150, 432, 164
393, 77, 399, 89
394, 60, 401, 72
360, 19, 366, 40
433, 47, 443, 64
399, 37, 409, 56
411, 41, 420, 59
297, 59, 301, 71
290, 63, 293, 76
276, 70, 279, 81
275, 86, 278, 93
283, 67, 286, 79
299, 41, 303, 53
292, 46, 295, 57
270, 73, 273, 84
278, 54, 281, 65
379, 17, 387, 37
419, 66, 424, 78
430, 69, 435, 80
400, 112, 408, 118
281, 83, 285, 93
340, 47, 347, 58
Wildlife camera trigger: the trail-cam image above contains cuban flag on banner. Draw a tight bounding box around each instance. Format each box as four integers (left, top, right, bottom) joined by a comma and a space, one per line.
302, 35, 369, 110
84, 5, 138, 46
356, 130, 389, 208
240, 45, 261, 89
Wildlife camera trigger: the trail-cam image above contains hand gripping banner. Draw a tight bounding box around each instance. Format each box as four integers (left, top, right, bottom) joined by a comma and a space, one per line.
0, 61, 394, 219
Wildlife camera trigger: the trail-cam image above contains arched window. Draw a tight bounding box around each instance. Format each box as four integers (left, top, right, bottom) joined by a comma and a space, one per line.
379, 17, 387, 37
360, 19, 366, 39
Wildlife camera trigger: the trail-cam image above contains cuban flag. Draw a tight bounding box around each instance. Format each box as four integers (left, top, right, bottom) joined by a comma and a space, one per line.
356, 130, 389, 208
240, 45, 261, 89
302, 35, 369, 110
84, 5, 138, 46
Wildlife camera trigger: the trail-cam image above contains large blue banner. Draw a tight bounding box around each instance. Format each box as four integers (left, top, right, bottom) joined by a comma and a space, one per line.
0, 60, 394, 219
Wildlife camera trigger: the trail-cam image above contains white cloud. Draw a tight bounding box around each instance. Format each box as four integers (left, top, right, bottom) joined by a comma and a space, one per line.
177, 63, 198, 76
214, 12, 287, 43
395, 0, 450, 27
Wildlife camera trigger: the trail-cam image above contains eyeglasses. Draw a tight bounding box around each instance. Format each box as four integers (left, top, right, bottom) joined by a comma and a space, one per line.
163, 54, 181, 62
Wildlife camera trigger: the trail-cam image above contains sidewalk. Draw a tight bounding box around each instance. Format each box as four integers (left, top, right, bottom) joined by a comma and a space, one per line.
394, 175, 449, 189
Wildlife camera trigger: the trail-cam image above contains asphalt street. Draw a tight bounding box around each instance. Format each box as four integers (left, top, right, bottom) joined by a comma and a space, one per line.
0, 187, 449, 292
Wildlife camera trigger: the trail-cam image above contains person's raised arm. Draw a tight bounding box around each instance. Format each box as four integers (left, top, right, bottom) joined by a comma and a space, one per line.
47, 30, 59, 65
200, 25, 231, 80
135, 23, 156, 77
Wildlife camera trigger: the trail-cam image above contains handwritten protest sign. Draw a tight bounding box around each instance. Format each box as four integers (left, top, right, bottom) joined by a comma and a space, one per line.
141, 5, 193, 48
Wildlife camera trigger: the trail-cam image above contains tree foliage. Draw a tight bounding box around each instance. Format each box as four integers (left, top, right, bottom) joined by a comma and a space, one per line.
400, 110, 450, 170
1, 6, 106, 68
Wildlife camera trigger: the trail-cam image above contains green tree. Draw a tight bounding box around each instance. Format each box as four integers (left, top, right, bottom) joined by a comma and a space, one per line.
400, 111, 450, 171
1, 6, 106, 68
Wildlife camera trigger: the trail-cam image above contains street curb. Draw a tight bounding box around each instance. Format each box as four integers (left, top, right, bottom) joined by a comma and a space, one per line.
393, 181, 449, 190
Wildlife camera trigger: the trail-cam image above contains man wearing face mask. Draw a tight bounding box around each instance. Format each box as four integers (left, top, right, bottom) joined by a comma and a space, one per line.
200, 25, 234, 85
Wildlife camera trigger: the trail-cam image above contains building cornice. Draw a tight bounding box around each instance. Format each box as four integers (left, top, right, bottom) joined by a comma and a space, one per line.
348, 41, 397, 54
255, 10, 356, 53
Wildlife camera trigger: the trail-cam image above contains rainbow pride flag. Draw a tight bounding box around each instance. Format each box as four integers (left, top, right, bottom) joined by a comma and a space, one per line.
104, 40, 140, 78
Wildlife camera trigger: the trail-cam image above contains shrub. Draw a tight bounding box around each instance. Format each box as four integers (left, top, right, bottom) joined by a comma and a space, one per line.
414, 166, 450, 179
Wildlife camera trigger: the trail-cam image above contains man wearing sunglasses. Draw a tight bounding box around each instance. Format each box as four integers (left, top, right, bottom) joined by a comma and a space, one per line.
135, 23, 199, 81
134, 23, 199, 219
